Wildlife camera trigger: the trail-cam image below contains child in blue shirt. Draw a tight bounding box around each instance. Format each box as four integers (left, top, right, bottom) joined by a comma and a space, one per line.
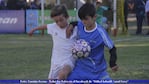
66, 3, 118, 81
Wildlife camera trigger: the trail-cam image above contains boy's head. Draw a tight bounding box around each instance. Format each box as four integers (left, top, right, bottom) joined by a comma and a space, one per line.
50, 5, 69, 28
78, 3, 96, 28
78, 3, 96, 20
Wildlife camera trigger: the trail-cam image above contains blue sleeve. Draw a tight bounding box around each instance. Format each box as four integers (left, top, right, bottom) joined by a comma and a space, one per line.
97, 26, 114, 49
77, 21, 84, 31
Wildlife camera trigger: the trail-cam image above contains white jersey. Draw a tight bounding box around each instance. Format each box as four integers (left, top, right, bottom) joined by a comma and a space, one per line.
47, 23, 77, 79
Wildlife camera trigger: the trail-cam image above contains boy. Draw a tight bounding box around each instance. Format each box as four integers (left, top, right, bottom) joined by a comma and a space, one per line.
67, 3, 118, 81
28, 5, 77, 81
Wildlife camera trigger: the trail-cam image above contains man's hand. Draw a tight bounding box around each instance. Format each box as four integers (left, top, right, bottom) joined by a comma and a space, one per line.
66, 24, 74, 38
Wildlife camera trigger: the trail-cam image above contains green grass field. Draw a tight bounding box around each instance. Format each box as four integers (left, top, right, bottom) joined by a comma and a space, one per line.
0, 34, 149, 80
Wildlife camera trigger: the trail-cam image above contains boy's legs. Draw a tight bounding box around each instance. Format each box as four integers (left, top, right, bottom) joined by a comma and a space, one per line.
57, 56, 75, 80
48, 64, 73, 84
48, 65, 73, 79
98, 71, 114, 84
99, 71, 111, 80
48, 58, 75, 83
58, 64, 72, 80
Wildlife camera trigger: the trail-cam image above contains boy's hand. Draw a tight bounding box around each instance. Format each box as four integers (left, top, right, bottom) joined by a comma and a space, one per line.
28, 29, 35, 36
111, 65, 118, 72
66, 24, 74, 38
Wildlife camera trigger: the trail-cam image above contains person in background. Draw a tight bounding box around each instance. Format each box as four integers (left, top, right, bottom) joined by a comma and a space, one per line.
134, 0, 145, 35
0, 0, 7, 10
145, 0, 149, 35
96, 0, 109, 26
30, 0, 41, 9
7, 0, 18, 10
124, 0, 135, 31
17, 0, 26, 10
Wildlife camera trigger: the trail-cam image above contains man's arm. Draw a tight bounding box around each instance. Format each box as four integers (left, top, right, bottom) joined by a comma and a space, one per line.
28, 25, 47, 36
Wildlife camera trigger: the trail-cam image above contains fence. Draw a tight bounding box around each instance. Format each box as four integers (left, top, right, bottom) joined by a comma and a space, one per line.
0, 10, 77, 34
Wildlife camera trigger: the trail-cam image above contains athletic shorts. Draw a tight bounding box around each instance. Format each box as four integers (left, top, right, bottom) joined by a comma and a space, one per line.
48, 56, 75, 79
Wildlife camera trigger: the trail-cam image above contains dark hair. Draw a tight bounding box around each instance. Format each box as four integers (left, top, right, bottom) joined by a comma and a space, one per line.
78, 3, 96, 20
50, 5, 69, 18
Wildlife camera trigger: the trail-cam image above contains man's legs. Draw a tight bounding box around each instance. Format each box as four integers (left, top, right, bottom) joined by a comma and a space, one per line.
124, 13, 128, 32
146, 12, 149, 35
136, 14, 144, 34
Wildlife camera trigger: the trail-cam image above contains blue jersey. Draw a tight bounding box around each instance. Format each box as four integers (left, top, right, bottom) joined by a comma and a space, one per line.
68, 21, 114, 80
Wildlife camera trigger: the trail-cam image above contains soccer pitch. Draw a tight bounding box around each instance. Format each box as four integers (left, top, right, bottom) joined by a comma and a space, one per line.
0, 34, 149, 79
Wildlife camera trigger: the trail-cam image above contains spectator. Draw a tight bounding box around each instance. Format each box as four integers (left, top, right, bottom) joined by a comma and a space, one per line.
7, 0, 18, 10
30, 0, 41, 9
16, 0, 26, 10
124, 0, 135, 31
134, 0, 145, 35
96, 0, 109, 25
145, 0, 149, 35
0, 0, 7, 10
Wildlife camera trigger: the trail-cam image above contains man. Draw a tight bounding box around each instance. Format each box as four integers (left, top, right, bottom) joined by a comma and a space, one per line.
145, 0, 149, 35
124, 0, 135, 31
134, 0, 145, 35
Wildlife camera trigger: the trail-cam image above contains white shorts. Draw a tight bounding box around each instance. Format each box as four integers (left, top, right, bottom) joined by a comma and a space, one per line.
48, 56, 75, 79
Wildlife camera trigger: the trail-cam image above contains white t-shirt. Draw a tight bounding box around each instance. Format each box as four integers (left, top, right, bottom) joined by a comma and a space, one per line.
145, 0, 149, 12
47, 23, 77, 65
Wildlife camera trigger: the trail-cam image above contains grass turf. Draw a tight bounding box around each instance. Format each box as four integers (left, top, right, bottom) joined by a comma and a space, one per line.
0, 34, 149, 79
